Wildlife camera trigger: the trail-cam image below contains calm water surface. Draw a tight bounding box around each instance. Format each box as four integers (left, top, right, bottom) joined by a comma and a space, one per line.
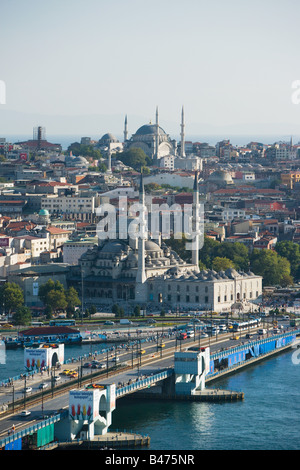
112, 351, 300, 450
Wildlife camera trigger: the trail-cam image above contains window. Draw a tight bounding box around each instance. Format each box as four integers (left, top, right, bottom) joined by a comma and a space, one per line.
205, 296, 209, 303
186, 295, 190, 302
218, 296, 221, 302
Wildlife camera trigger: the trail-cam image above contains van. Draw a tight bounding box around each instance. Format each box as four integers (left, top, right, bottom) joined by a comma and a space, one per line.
258, 329, 267, 335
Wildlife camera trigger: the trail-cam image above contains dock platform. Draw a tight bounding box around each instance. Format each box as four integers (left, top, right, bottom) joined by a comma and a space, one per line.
54, 432, 150, 449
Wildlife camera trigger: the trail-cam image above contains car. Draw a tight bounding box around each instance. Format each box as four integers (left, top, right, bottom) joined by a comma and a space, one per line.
83, 363, 92, 368
22, 386, 32, 393
20, 410, 31, 417
53, 376, 61, 382
68, 371, 78, 378
39, 382, 48, 389
104, 321, 114, 325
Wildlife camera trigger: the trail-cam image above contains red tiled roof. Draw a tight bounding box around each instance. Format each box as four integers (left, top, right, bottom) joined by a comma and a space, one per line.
19, 326, 80, 336
46, 226, 72, 234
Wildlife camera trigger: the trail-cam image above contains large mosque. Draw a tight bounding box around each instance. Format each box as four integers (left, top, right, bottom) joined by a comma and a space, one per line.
68, 172, 262, 313
97, 107, 201, 170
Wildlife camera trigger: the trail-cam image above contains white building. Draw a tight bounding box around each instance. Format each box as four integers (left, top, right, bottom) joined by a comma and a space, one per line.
222, 208, 246, 221
41, 195, 98, 220
63, 238, 98, 265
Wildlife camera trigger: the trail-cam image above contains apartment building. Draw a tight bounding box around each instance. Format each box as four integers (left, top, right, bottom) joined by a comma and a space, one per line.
41, 194, 99, 220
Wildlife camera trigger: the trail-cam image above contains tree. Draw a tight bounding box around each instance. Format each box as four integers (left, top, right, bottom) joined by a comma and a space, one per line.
212, 257, 235, 271
117, 148, 150, 170
275, 241, 300, 278
38, 279, 64, 306
46, 290, 67, 315
198, 236, 220, 268
14, 306, 32, 326
250, 249, 292, 286
165, 234, 192, 263
214, 241, 250, 271
112, 304, 124, 317
65, 287, 81, 317
0, 282, 24, 315
67, 142, 102, 160
89, 304, 97, 316
134, 305, 141, 317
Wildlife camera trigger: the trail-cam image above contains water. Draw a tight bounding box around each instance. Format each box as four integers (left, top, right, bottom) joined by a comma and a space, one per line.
1, 345, 299, 450
112, 351, 300, 450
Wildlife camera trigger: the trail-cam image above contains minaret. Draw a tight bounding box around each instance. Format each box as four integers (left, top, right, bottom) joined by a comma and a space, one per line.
155, 106, 159, 160
192, 170, 200, 269
124, 115, 128, 142
180, 106, 185, 158
135, 170, 147, 302
107, 147, 112, 173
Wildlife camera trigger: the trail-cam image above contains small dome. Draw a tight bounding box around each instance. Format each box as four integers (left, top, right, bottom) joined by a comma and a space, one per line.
145, 240, 162, 252
39, 209, 49, 216
207, 170, 233, 184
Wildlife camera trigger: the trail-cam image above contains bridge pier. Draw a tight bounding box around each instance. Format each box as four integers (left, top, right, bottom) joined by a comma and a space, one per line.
69, 384, 116, 441
174, 347, 210, 396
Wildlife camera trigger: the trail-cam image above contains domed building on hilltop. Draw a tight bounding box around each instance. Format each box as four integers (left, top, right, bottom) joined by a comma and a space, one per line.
123, 107, 183, 162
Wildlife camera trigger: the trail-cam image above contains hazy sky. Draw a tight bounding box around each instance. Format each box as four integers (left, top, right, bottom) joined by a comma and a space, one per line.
1, 0, 300, 139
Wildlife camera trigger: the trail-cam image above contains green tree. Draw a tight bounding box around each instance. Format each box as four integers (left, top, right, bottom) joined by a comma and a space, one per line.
0, 282, 24, 315
46, 290, 67, 314
112, 304, 124, 317
250, 249, 292, 286
214, 241, 250, 271
67, 142, 102, 160
198, 236, 220, 268
89, 304, 97, 316
14, 306, 32, 326
38, 279, 64, 306
134, 305, 141, 317
117, 148, 150, 170
165, 234, 192, 263
65, 287, 81, 317
212, 256, 235, 271
275, 241, 300, 278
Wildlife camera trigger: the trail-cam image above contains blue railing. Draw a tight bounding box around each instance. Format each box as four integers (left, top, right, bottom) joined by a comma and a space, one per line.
116, 369, 173, 398
0, 411, 68, 449
210, 329, 300, 361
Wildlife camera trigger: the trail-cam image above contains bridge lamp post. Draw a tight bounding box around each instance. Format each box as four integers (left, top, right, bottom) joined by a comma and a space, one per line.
106, 350, 109, 377
23, 375, 27, 410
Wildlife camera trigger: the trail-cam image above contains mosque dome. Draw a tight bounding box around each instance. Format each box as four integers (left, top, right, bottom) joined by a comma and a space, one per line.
99, 133, 119, 144
207, 170, 233, 185
145, 240, 162, 252
100, 241, 128, 254
135, 124, 167, 136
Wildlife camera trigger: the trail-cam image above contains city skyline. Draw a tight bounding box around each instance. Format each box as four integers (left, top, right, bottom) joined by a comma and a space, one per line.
1, 0, 300, 136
